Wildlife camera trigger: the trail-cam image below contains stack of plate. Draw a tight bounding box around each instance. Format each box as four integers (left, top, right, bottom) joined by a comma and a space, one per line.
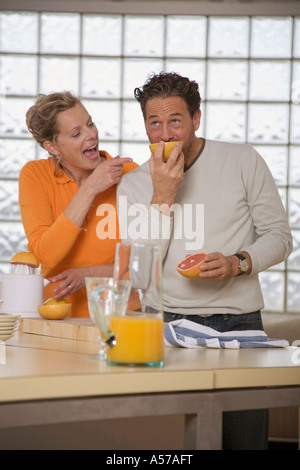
0, 313, 20, 342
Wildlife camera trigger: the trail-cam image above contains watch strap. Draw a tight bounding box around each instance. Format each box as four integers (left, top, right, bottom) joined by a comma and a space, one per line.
233, 253, 248, 275
234, 253, 245, 261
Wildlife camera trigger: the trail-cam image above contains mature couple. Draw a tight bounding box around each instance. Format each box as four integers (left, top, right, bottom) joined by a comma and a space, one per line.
19, 72, 292, 449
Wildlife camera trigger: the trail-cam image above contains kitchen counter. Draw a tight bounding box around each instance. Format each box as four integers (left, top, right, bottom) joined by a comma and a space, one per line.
0, 322, 300, 449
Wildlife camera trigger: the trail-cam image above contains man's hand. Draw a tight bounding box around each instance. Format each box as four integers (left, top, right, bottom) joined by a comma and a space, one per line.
150, 141, 184, 208
198, 252, 250, 280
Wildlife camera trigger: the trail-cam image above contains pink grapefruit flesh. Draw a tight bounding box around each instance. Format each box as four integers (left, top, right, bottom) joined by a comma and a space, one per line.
176, 252, 206, 278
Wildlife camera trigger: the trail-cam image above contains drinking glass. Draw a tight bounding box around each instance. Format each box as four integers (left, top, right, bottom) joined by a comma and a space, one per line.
85, 277, 131, 360
111, 242, 164, 367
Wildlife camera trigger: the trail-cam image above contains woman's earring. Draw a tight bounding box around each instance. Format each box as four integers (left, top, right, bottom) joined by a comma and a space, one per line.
54, 155, 63, 177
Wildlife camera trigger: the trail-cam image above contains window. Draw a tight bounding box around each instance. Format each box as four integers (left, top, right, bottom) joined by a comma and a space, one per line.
0, 11, 299, 313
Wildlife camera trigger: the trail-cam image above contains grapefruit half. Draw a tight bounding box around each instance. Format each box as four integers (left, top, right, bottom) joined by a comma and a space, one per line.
176, 252, 206, 278
149, 141, 181, 161
44, 298, 67, 305
10, 251, 39, 268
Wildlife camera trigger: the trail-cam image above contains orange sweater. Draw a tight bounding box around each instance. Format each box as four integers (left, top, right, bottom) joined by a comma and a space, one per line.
18, 152, 138, 317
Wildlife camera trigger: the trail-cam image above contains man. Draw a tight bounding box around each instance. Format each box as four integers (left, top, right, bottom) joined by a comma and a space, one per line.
117, 72, 293, 449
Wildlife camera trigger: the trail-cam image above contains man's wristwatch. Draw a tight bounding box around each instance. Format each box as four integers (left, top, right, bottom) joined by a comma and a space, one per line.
234, 253, 249, 276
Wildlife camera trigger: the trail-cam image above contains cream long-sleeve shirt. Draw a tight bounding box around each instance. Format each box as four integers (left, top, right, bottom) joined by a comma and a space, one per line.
117, 139, 293, 315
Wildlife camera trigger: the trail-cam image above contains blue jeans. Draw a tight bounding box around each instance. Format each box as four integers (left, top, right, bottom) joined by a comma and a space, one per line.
164, 311, 269, 450
164, 310, 264, 332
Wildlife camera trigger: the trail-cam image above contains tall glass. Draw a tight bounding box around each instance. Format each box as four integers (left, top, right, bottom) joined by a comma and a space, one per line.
85, 277, 131, 361
111, 242, 164, 367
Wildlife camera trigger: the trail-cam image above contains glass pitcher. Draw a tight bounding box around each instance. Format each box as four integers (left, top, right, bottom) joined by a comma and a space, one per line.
111, 242, 164, 367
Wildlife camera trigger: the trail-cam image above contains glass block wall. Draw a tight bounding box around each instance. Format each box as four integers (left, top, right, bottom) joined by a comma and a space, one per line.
0, 12, 299, 313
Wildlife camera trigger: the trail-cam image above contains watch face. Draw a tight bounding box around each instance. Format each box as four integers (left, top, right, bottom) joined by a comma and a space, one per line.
240, 259, 249, 272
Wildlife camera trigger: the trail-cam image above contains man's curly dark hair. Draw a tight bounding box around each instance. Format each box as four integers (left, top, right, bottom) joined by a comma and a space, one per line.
134, 72, 201, 119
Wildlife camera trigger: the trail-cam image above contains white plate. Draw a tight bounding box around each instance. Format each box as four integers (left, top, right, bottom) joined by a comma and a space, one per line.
0, 325, 19, 334
0, 314, 20, 322
0, 325, 19, 331
0, 318, 19, 325
0, 332, 17, 342
0, 316, 19, 322
0, 321, 18, 328
0, 312, 20, 317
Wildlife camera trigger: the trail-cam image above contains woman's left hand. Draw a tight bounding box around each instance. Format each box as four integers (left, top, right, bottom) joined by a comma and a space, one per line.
47, 264, 114, 299
48, 267, 87, 299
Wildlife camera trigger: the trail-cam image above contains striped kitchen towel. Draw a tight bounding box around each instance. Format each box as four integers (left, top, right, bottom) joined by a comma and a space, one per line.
164, 319, 289, 349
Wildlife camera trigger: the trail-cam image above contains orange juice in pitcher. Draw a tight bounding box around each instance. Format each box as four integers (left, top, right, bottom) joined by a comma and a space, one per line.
107, 313, 164, 367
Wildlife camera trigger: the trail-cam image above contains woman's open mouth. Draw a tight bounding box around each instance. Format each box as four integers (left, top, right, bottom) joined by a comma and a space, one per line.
83, 145, 98, 160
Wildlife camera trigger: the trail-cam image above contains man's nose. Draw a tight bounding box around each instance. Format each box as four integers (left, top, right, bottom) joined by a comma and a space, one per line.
160, 125, 173, 142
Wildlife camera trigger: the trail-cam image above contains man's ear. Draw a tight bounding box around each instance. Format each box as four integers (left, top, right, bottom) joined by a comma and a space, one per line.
43, 140, 59, 156
193, 109, 201, 132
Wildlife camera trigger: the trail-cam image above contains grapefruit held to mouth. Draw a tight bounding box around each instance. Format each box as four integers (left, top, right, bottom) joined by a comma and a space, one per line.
149, 141, 181, 161
176, 252, 206, 278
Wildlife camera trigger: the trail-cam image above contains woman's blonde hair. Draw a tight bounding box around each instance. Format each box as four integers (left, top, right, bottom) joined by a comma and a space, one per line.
26, 91, 81, 150
26, 92, 81, 176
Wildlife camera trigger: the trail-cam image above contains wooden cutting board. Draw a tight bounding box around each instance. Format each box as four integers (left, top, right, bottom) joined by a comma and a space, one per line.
18, 317, 98, 343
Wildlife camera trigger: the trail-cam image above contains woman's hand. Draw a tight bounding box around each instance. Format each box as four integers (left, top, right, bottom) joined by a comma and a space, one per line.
48, 264, 114, 299
64, 156, 132, 228
86, 156, 133, 197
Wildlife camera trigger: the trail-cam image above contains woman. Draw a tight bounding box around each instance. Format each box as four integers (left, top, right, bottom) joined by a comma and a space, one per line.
19, 92, 138, 317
